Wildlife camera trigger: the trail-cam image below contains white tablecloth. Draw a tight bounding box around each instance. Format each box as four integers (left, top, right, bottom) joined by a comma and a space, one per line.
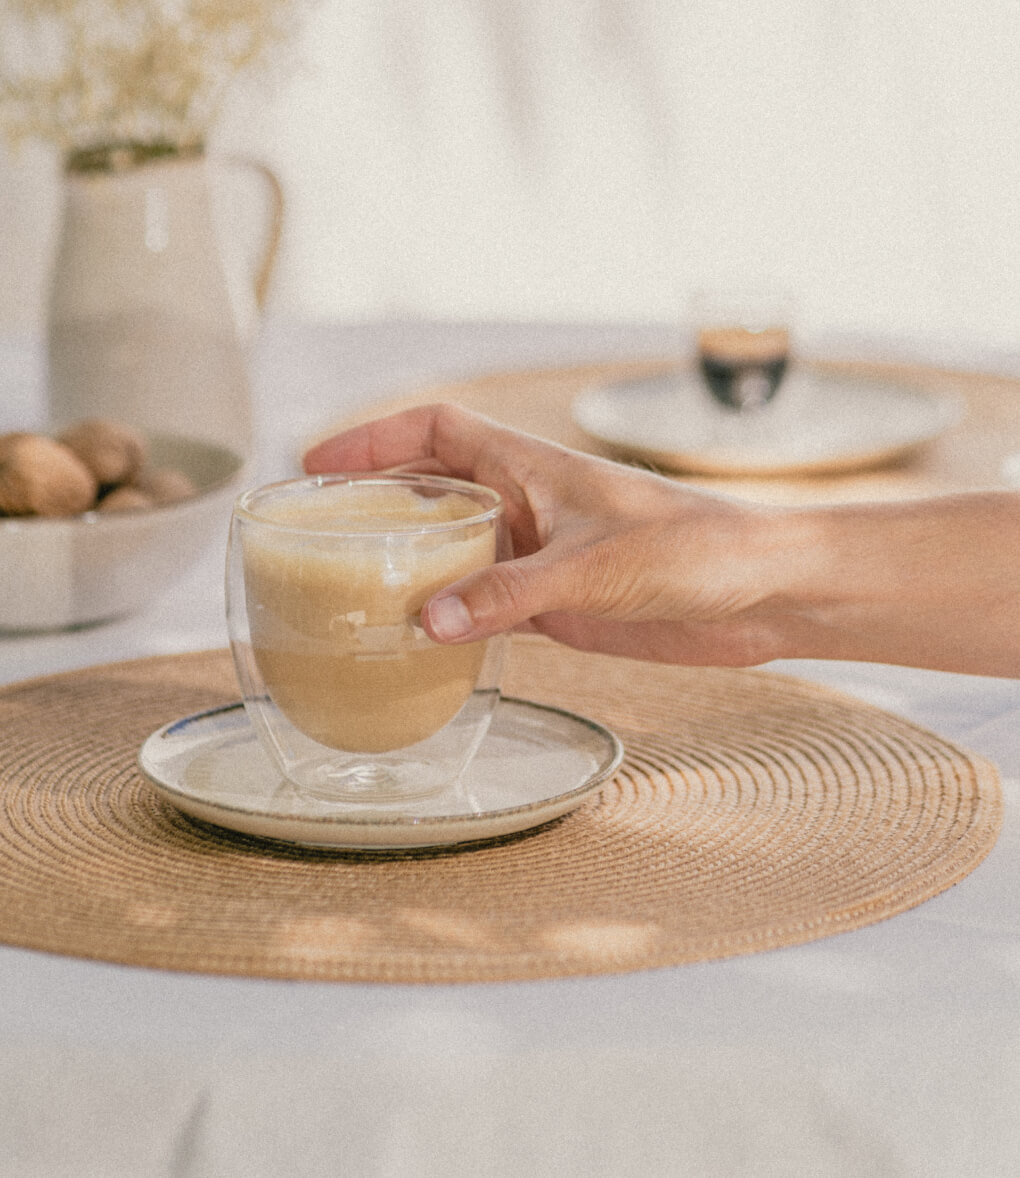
2, 320, 1020, 1177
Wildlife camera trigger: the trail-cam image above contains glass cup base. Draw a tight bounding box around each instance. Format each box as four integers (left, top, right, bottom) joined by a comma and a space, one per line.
287, 755, 452, 806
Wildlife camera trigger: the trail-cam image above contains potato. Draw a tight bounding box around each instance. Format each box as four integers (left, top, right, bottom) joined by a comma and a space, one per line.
96, 485, 155, 513
0, 432, 98, 517
132, 466, 198, 505
58, 418, 148, 487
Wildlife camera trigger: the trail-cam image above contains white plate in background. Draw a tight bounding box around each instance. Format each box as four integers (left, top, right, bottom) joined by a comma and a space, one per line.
571, 366, 963, 477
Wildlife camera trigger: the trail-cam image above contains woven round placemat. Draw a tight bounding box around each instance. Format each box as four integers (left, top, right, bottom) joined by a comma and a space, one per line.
0, 637, 1001, 983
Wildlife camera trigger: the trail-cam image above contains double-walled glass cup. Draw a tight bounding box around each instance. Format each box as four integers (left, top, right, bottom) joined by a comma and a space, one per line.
227, 473, 508, 804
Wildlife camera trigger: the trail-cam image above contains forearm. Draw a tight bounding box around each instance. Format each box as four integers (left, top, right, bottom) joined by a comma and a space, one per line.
764, 492, 1020, 676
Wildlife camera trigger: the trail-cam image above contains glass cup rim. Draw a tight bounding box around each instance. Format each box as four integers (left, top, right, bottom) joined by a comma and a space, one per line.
233, 472, 504, 536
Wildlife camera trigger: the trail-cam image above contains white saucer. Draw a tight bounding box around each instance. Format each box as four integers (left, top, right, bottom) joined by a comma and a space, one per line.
571, 366, 962, 476
138, 697, 623, 849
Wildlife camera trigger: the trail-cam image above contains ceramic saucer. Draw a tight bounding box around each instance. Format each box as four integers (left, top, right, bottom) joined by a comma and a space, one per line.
571, 366, 962, 476
138, 697, 623, 849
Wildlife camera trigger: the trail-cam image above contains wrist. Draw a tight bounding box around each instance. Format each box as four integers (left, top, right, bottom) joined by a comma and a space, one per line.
762, 493, 1020, 674
756, 504, 878, 662
728, 505, 839, 662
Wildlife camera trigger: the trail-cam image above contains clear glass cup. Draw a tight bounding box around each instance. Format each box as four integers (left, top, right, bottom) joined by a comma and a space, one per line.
226, 473, 508, 805
691, 285, 795, 412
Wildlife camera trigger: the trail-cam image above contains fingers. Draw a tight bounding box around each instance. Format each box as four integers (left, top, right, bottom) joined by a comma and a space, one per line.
422, 550, 583, 644
303, 402, 571, 558
421, 552, 759, 665
303, 404, 439, 473
303, 403, 499, 480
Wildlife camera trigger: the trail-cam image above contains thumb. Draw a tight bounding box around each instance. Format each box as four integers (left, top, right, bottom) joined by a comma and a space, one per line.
422, 554, 566, 643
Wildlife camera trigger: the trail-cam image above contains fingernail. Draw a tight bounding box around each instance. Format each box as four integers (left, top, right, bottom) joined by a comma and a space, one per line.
427, 595, 474, 641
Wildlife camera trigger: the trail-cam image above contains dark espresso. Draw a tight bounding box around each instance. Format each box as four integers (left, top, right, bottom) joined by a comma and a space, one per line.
698, 326, 790, 411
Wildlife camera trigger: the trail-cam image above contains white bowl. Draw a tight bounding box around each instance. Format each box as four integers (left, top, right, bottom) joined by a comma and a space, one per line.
0, 433, 247, 632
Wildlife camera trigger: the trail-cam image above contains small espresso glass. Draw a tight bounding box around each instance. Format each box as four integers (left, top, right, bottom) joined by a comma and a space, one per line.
226, 473, 508, 805
691, 286, 794, 412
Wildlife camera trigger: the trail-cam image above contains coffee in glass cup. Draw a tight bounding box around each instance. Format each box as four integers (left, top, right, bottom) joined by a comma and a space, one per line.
227, 473, 508, 803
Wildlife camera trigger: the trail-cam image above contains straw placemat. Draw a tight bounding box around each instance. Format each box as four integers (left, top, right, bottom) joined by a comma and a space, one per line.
0, 637, 1001, 983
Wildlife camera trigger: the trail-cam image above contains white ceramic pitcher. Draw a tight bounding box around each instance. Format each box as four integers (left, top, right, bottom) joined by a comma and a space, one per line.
46, 143, 282, 457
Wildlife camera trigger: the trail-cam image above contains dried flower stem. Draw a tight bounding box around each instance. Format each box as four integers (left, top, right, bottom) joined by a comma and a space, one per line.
0, 0, 311, 155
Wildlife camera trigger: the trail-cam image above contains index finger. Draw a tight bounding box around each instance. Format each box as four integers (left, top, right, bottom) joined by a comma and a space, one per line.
302, 403, 496, 480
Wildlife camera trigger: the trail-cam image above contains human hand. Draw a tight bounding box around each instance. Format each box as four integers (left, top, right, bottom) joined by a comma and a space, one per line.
303, 403, 794, 665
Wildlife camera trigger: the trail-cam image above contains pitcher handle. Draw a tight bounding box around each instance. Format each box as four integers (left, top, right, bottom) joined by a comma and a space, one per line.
226, 155, 285, 310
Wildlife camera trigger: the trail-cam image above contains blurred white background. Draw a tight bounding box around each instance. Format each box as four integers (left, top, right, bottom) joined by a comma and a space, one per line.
1, 0, 1018, 363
